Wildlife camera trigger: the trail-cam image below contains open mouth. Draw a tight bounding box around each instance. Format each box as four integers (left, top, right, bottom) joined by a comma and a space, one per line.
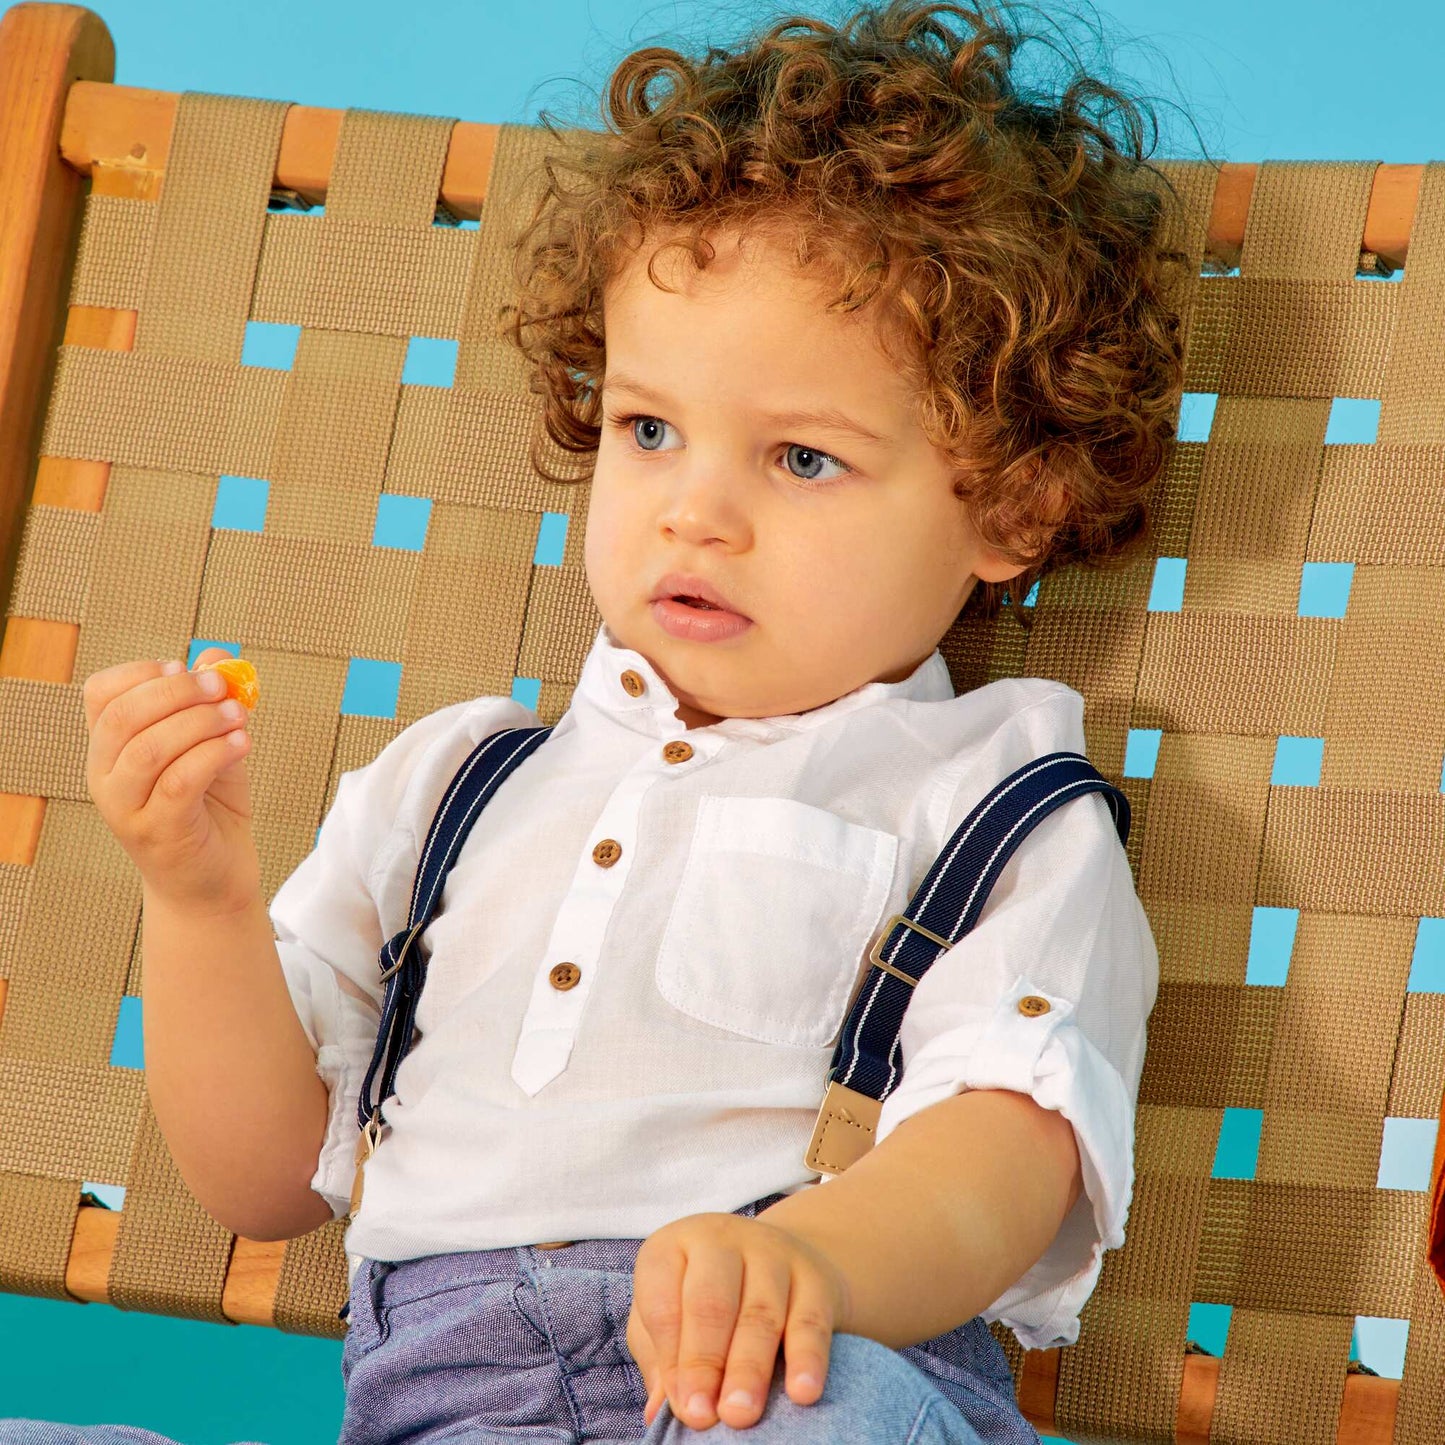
674, 595, 722, 611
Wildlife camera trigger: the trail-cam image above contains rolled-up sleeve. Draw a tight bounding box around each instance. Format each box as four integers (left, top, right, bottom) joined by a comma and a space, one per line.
270, 768, 390, 1222
874, 740, 1158, 1350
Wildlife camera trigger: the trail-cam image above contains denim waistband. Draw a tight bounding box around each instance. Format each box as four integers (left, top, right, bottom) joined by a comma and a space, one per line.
347, 1190, 791, 1317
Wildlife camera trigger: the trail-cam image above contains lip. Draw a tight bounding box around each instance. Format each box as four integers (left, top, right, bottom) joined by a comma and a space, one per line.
649, 572, 747, 616
650, 598, 754, 642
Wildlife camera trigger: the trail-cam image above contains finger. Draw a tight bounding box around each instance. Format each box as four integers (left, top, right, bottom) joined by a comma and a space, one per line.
82, 658, 175, 734
626, 1307, 661, 1425
780, 1267, 838, 1407
101, 668, 247, 814
630, 1237, 688, 1424
644, 1381, 666, 1430
188, 646, 237, 675
714, 1253, 791, 1428
673, 1244, 744, 1430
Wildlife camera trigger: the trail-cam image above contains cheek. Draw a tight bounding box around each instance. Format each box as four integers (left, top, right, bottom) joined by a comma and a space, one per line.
582, 478, 616, 553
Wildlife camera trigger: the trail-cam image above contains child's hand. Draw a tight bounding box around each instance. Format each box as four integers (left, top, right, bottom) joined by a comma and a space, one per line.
83, 649, 261, 919
625, 1212, 851, 1432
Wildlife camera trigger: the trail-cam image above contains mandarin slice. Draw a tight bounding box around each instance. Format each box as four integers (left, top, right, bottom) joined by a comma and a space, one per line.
193, 657, 260, 710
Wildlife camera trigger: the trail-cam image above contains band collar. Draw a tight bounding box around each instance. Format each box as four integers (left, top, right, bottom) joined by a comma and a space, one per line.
569, 621, 955, 743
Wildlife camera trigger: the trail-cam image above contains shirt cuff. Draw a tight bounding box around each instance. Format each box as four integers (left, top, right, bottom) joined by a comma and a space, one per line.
312, 1041, 377, 1221
275, 938, 382, 1223
874, 974, 1136, 1350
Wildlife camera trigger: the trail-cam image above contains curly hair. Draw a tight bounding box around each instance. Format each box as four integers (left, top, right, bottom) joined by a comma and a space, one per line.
499, 0, 1194, 628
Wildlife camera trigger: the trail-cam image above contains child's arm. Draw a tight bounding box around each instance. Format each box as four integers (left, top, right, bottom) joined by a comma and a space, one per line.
627, 1085, 1085, 1430
142, 885, 334, 1242
758, 1085, 1083, 1349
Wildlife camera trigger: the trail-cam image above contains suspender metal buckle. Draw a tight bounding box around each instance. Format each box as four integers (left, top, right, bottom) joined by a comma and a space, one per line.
866, 912, 953, 986
379, 919, 428, 983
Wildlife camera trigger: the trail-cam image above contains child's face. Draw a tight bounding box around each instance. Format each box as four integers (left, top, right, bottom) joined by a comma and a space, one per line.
585, 225, 1027, 728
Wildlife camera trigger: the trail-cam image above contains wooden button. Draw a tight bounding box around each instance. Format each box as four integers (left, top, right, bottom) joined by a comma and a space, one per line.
549, 962, 581, 991
620, 670, 646, 697
592, 838, 622, 867
662, 740, 694, 764
1018, 995, 1051, 1017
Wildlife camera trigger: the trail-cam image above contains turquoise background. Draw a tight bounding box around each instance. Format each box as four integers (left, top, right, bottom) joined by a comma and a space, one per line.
1, 0, 1442, 1440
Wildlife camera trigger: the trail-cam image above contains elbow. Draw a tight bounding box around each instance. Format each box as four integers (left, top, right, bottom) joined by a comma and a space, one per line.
202, 1186, 337, 1243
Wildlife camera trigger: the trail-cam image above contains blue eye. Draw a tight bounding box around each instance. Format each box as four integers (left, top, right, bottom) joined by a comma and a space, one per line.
783, 444, 848, 484
608, 413, 851, 487
630, 416, 672, 451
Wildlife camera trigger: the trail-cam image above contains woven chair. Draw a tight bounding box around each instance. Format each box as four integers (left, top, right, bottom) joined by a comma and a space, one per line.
2, 5, 1443, 1442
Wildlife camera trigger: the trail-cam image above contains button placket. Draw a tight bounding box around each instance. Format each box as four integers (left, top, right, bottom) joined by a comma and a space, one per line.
508, 760, 656, 1097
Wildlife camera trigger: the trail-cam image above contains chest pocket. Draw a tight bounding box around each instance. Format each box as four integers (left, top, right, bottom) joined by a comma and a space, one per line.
655, 794, 900, 1048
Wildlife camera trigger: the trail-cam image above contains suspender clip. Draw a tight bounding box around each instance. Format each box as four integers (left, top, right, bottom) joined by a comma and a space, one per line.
348, 1111, 384, 1220
804, 1080, 883, 1177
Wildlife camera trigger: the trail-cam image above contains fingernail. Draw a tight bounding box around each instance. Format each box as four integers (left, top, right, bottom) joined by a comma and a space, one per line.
723, 1388, 754, 1410
686, 1392, 711, 1420
160, 660, 183, 675
794, 1372, 820, 1393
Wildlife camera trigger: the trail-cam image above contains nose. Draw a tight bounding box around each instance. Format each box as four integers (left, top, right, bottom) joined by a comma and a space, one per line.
657, 461, 749, 547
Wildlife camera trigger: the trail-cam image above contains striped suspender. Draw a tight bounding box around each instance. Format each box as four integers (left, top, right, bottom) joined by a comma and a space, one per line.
804, 750, 1130, 1175
348, 725, 554, 1220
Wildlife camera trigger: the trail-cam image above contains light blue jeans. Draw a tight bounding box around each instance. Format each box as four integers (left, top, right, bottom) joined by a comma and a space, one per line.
0, 1197, 1039, 1444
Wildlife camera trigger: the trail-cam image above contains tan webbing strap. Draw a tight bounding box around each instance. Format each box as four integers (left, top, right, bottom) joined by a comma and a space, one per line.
1153, 158, 1229, 381
110, 93, 292, 1323
1, 88, 1442, 1439
1375, 167, 1445, 448
1239, 160, 1379, 278
0, 92, 289, 1321
70, 189, 151, 310
134, 93, 286, 364
455, 121, 557, 397
1372, 159, 1445, 1445
452, 121, 604, 717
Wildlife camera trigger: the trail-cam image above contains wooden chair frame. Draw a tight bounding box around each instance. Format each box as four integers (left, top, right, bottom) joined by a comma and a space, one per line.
0, 6, 1437, 1443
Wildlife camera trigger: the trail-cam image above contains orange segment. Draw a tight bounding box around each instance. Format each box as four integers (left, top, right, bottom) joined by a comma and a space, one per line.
193, 657, 260, 710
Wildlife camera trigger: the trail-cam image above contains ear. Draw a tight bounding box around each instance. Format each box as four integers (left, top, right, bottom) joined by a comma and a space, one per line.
972, 546, 1032, 585
970, 473, 1068, 583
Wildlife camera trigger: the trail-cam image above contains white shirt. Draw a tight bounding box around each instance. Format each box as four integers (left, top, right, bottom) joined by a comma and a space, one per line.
270, 621, 1158, 1350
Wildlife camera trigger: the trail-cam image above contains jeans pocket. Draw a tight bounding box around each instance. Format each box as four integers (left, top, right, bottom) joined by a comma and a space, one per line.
510, 1276, 553, 1348
341, 1260, 391, 1383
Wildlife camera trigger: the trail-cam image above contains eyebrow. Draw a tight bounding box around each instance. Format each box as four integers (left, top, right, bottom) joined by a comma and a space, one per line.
601, 372, 894, 447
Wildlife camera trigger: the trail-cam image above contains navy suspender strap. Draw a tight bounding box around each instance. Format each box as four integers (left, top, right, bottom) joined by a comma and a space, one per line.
803, 750, 1130, 1177
347, 725, 554, 1222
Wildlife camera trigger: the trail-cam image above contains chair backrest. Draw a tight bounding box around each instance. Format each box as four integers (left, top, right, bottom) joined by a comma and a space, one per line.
1, 6, 1442, 1442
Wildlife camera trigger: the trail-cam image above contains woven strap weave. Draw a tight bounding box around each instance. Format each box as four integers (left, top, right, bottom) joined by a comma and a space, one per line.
0, 88, 1441, 1444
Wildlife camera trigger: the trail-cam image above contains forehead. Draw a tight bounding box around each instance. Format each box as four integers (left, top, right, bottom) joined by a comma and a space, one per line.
606, 224, 853, 314
602, 224, 917, 399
